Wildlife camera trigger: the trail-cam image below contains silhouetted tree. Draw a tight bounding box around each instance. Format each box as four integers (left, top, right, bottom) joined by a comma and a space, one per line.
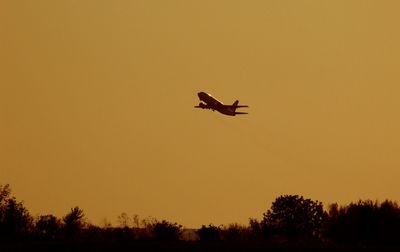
36, 214, 61, 239
150, 220, 182, 241
117, 212, 131, 228
132, 214, 140, 228
197, 224, 221, 242
220, 223, 249, 243
0, 184, 11, 203
0, 184, 32, 237
378, 200, 400, 244
62, 206, 85, 239
325, 200, 400, 245
248, 217, 273, 240
263, 195, 326, 240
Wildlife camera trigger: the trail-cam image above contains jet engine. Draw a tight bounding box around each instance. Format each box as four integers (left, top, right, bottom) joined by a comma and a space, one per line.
199, 102, 206, 108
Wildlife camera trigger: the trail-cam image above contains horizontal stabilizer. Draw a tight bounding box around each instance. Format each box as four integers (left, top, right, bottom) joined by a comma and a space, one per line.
235, 112, 248, 115
236, 105, 248, 108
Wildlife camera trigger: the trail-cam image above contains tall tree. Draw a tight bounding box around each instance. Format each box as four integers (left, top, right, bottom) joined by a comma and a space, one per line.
0, 184, 32, 237
62, 206, 85, 239
263, 195, 326, 239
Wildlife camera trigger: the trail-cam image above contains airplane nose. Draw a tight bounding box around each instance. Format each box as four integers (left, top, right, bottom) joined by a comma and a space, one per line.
197, 92, 203, 98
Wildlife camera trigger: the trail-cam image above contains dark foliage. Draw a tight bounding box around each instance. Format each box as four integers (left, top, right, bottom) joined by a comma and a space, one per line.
325, 200, 400, 245
197, 224, 221, 242
62, 206, 85, 239
0, 184, 32, 237
35, 214, 61, 239
150, 220, 183, 241
2, 183, 400, 250
262, 195, 326, 240
220, 223, 250, 243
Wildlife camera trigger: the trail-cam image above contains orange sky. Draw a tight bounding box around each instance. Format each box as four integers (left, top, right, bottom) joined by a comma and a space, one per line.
1, 1, 400, 228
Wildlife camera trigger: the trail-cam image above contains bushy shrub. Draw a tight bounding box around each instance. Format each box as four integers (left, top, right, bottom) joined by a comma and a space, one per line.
197, 224, 221, 242
149, 220, 182, 241
36, 214, 61, 239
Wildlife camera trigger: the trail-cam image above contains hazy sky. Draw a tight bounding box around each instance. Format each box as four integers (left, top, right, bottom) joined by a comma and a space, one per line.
1, 1, 400, 228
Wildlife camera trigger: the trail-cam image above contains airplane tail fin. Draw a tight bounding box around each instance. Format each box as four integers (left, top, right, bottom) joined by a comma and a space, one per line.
231, 100, 248, 113
232, 100, 239, 111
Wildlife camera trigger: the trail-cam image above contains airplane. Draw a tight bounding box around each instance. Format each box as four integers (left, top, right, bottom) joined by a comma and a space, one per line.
194, 92, 248, 116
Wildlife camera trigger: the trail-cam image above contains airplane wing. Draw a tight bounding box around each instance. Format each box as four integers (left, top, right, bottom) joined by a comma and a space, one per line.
194, 104, 213, 109
235, 112, 248, 115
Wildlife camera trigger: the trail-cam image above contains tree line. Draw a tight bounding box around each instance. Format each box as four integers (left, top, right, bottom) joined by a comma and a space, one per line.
1, 183, 400, 249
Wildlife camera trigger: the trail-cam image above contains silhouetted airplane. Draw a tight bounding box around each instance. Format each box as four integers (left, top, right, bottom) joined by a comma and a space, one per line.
195, 92, 248, 116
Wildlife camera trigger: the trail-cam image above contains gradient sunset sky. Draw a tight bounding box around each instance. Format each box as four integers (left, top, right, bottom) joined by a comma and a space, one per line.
1, 1, 400, 228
